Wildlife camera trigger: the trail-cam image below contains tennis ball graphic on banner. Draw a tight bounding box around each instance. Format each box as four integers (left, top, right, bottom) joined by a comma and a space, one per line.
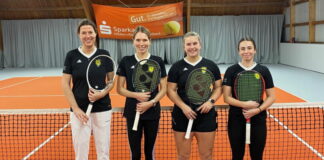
163, 21, 181, 35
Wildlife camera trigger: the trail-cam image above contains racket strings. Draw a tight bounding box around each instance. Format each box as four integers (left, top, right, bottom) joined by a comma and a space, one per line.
236, 72, 263, 102
186, 69, 214, 105
133, 61, 160, 92
87, 56, 115, 91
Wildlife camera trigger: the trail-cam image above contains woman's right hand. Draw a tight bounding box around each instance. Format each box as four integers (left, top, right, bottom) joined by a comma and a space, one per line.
135, 92, 151, 102
182, 106, 197, 120
243, 101, 260, 109
73, 107, 88, 124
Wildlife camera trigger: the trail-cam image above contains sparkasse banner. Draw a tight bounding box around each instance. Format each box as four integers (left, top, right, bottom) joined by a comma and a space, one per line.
92, 2, 184, 39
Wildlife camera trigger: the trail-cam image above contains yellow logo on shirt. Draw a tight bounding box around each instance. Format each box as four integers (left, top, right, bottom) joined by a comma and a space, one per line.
201, 67, 207, 74
95, 59, 101, 67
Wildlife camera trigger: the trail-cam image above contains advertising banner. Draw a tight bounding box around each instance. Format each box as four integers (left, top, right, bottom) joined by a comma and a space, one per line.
92, 2, 184, 39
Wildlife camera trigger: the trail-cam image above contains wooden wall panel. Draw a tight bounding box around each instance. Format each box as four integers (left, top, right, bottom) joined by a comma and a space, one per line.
0, 0, 288, 19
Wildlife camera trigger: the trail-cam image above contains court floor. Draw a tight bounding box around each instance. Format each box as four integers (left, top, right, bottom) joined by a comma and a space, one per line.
0, 64, 323, 160
1, 64, 323, 102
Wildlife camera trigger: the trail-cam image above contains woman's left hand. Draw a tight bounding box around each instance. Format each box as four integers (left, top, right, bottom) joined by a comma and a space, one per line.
88, 88, 104, 102
242, 108, 260, 119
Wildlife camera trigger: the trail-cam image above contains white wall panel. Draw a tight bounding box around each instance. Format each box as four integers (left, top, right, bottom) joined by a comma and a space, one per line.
280, 43, 324, 73
295, 26, 308, 41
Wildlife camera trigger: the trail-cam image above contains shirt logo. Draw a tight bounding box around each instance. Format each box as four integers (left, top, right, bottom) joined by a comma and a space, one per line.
131, 65, 135, 69
76, 59, 82, 63
183, 67, 188, 71
201, 67, 207, 73
95, 59, 101, 67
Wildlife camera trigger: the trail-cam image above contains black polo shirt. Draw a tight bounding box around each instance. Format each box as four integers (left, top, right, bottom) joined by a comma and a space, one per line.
222, 63, 274, 113
63, 48, 112, 112
167, 58, 222, 115
117, 55, 167, 120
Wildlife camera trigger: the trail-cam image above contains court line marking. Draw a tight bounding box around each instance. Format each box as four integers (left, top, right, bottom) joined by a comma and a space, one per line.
0, 77, 43, 90
22, 121, 71, 160
268, 112, 324, 160
3, 104, 322, 159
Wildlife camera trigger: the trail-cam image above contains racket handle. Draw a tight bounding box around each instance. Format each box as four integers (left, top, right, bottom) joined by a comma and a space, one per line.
185, 119, 194, 139
245, 119, 251, 144
132, 111, 140, 131
83, 103, 93, 125
85, 103, 93, 117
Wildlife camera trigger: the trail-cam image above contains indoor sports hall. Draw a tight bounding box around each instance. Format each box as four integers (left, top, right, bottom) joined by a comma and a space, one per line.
0, 0, 323, 160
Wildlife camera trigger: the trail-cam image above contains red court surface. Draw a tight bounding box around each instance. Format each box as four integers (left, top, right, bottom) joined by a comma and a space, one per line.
0, 76, 305, 109
1, 76, 323, 160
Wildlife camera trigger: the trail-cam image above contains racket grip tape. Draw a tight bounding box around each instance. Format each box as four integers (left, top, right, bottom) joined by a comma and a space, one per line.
132, 111, 140, 131
185, 119, 194, 139
85, 103, 93, 117
245, 119, 251, 144
83, 103, 93, 125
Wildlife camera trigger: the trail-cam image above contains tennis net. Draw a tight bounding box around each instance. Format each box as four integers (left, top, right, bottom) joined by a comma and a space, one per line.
0, 102, 323, 160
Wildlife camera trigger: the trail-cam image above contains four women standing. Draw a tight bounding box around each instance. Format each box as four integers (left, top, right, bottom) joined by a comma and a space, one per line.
62, 19, 275, 160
